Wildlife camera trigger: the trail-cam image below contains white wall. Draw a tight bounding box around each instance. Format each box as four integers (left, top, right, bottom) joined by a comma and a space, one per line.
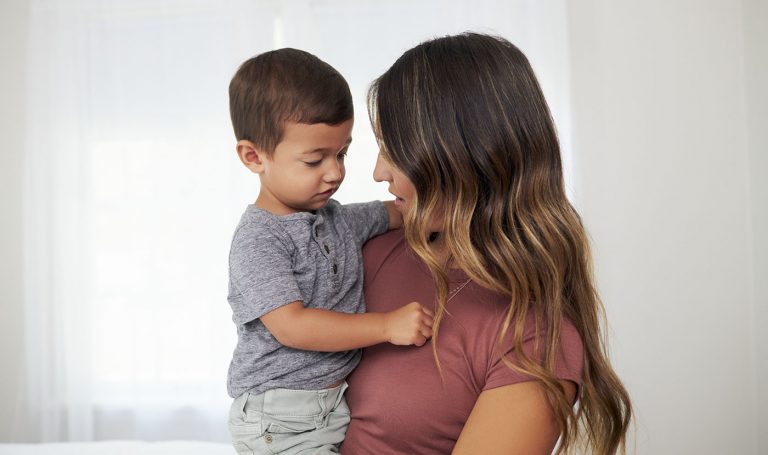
0, 0, 28, 442
742, 0, 768, 452
567, 0, 762, 453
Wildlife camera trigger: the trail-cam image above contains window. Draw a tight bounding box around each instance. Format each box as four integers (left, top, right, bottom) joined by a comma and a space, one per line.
22, 0, 570, 441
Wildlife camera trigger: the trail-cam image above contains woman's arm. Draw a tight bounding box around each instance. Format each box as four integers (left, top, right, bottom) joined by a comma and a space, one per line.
452, 380, 577, 455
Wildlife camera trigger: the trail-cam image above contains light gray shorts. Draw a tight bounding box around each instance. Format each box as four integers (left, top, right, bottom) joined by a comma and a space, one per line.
228, 382, 350, 455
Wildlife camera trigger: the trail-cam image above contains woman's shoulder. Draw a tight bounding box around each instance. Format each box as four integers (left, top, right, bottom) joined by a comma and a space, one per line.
455, 288, 584, 389
495, 313, 584, 388
362, 227, 405, 261
363, 227, 405, 248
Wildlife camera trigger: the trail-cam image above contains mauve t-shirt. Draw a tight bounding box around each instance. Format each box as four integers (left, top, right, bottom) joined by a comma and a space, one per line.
341, 230, 584, 454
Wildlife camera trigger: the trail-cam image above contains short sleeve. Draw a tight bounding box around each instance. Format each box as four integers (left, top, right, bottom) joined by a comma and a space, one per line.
484, 318, 584, 392
228, 220, 304, 325
338, 201, 389, 245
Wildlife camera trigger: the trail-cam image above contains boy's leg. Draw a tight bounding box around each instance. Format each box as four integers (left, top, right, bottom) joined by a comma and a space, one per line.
229, 382, 350, 455
229, 391, 270, 455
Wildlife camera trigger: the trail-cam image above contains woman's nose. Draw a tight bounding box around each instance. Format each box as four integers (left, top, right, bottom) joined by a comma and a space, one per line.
372, 153, 391, 182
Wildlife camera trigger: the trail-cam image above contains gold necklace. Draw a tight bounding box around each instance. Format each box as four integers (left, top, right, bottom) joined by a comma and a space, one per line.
428, 233, 471, 302
447, 278, 472, 302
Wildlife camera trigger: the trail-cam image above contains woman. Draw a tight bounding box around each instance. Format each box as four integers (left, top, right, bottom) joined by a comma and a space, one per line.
342, 33, 632, 454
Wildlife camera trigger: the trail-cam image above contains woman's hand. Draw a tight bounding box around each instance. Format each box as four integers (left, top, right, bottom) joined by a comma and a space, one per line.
383, 302, 434, 346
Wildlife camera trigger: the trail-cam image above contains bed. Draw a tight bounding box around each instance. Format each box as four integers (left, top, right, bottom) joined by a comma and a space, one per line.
0, 441, 234, 455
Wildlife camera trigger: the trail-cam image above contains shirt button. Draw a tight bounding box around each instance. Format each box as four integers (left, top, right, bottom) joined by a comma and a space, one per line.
265, 435, 273, 444
324, 244, 330, 253
332, 264, 338, 274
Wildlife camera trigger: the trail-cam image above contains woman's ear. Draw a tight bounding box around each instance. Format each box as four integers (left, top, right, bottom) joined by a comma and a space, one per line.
236, 140, 268, 174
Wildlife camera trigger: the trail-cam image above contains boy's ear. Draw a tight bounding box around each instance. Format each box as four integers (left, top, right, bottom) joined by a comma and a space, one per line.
236, 140, 269, 174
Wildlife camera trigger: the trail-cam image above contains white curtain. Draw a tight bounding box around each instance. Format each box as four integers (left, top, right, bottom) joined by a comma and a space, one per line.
20, 0, 571, 443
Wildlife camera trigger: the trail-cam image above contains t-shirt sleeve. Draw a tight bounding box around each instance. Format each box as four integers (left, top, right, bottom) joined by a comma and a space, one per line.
484, 318, 584, 392
228, 220, 304, 325
339, 201, 389, 245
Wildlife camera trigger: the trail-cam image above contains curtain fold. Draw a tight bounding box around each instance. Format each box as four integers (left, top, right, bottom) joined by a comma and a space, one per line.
23, 0, 94, 441
21, 0, 570, 442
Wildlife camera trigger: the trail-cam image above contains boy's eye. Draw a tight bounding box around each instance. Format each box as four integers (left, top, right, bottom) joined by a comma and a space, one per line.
303, 160, 322, 167
337, 149, 348, 161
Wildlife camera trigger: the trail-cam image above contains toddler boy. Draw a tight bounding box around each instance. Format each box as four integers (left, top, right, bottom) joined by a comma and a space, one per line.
226, 49, 433, 455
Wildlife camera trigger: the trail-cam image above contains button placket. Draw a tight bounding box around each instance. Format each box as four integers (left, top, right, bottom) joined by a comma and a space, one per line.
311, 219, 339, 282
314, 225, 331, 260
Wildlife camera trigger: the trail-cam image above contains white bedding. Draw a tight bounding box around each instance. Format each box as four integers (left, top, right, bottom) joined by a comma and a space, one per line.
0, 441, 234, 455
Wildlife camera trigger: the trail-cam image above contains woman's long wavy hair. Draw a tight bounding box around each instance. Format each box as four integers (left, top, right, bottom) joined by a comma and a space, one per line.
368, 33, 632, 454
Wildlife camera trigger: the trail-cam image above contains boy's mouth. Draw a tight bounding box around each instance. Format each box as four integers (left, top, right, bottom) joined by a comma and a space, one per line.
318, 188, 337, 197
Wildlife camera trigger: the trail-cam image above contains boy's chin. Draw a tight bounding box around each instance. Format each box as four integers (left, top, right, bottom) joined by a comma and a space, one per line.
297, 199, 330, 212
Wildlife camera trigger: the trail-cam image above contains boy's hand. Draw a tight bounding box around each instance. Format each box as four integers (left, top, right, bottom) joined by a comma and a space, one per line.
383, 302, 434, 346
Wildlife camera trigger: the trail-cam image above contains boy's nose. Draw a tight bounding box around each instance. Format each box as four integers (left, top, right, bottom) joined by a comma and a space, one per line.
324, 161, 343, 182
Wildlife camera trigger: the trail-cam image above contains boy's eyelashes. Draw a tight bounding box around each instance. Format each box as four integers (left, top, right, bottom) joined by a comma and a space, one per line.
301, 149, 348, 167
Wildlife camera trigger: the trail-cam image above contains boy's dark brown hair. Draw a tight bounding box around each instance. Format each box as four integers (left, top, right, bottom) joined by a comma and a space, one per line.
229, 48, 353, 153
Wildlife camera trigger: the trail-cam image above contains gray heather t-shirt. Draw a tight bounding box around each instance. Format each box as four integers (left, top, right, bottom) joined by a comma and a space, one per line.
227, 199, 389, 398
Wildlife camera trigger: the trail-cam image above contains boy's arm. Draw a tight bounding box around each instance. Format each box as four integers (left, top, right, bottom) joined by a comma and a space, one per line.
338, 200, 398, 243
383, 200, 403, 230
260, 300, 433, 352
